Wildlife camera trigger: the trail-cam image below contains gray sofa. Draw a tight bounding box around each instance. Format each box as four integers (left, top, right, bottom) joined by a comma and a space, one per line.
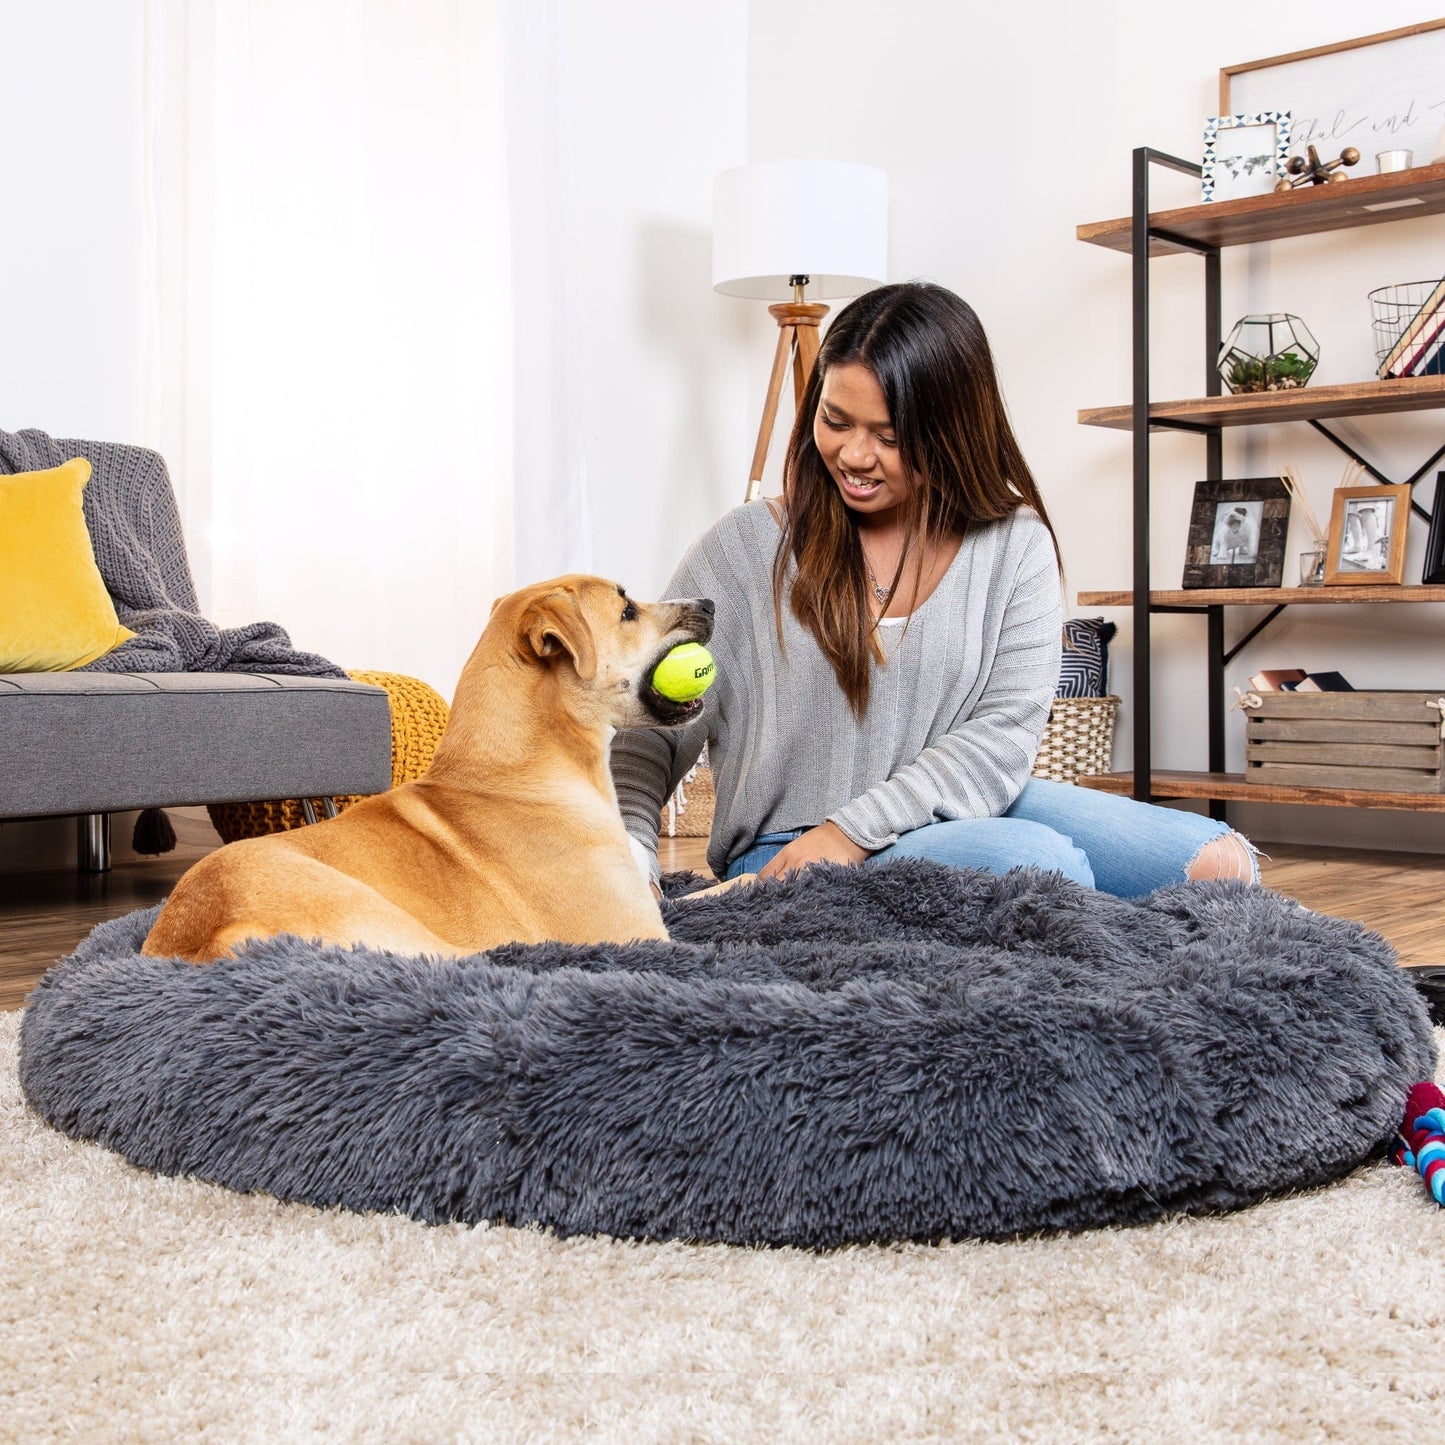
1, 436, 392, 872
0, 671, 391, 870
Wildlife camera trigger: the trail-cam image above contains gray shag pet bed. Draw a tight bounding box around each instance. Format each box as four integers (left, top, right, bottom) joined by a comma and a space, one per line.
18, 861, 1436, 1249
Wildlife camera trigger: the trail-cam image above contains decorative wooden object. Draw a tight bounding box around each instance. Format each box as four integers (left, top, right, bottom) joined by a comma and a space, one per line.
1242, 690, 1445, 794
1276, 145, 1360, 190
745, 298, 829, 503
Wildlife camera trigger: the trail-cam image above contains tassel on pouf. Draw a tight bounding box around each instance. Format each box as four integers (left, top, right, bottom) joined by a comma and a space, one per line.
132, 807, 177, 856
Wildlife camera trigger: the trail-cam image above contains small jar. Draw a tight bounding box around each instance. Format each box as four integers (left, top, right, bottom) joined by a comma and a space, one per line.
1299, 544, 1326, 587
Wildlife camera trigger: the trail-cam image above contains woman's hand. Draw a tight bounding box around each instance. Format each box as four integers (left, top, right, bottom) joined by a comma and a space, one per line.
757, 821, 871, 880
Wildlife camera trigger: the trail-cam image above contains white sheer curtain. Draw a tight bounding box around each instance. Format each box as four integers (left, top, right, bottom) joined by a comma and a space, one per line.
499, 0, 592, 586
143, 0, 590, 696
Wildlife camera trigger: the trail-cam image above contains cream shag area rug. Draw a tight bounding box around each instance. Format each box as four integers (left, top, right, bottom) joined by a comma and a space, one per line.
3, 1010, 1443, 1443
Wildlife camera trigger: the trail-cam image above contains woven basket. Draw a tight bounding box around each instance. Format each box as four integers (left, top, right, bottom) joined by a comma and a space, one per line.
661, 764, 716, 839
208, 669, 450, 843
1031, 696, 1120, 784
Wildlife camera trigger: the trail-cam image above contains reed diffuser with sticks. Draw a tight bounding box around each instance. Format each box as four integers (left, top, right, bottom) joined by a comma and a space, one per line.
1283, 463, 1329, 585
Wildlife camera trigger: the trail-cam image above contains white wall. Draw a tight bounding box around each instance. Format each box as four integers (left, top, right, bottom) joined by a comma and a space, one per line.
745, 0, 1445, 853
565, 0, 751, 596
0, 0, 148, 441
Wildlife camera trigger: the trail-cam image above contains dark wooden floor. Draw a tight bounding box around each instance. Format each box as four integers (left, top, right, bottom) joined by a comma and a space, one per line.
2, 827, 1440, 1012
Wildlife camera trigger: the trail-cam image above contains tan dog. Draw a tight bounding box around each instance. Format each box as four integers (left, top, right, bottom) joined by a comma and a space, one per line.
142, 576, 715, 962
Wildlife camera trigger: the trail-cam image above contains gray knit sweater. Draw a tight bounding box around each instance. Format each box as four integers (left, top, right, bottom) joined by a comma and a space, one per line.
612, 501, 1063, 880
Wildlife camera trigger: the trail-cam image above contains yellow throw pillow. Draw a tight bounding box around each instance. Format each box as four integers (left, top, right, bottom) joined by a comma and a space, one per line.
0, 457, 135, 671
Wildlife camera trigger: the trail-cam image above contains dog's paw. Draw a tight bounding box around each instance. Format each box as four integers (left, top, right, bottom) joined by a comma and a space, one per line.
686, 873, 757, 900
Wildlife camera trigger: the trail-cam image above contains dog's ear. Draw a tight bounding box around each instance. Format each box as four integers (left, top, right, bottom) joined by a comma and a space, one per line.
518, 590, 598, 680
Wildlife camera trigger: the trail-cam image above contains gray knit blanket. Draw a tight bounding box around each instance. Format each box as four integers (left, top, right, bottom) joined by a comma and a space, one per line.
1, 428, 344, 676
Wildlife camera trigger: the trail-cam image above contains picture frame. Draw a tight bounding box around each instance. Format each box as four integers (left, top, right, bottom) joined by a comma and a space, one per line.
1221, 22, 1445, 162
1202, 112, 1292, 202
1422, 472, 1445, 585
1324, 484, 1411, 585
1182, 478, 1291, 588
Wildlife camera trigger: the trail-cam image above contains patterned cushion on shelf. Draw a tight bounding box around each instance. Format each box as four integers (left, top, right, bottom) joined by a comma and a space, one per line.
1057, 617, 1116, 699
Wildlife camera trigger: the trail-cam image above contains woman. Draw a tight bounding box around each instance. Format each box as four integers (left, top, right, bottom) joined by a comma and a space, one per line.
611, 282, 1257, 897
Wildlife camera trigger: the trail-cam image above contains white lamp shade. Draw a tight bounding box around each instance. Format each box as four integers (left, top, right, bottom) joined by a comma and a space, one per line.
712, 160, 888, 301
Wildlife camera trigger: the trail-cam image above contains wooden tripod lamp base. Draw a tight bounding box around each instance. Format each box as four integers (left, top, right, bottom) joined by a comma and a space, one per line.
711, 162, 889, 500
745, 299, 829, 503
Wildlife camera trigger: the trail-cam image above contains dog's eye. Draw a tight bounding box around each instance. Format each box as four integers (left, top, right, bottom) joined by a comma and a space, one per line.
621, 600, 637, 622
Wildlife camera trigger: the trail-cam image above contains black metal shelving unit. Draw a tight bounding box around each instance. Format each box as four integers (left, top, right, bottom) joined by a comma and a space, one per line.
1086, 149, 1445, 814
1129, 148, 1222, 812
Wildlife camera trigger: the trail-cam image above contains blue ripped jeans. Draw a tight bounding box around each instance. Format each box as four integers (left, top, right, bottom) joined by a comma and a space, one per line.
724, 777, 1255, 899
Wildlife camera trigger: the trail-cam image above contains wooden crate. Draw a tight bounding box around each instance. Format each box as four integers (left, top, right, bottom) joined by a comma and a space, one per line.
1244, 690, 1445, 793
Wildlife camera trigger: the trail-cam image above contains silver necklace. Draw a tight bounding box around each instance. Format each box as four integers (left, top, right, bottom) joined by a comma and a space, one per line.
861, 542, 905, 605
863, 555, 892, 604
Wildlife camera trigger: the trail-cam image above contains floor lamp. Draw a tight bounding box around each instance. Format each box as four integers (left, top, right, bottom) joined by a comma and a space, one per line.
713, 161, 888, 502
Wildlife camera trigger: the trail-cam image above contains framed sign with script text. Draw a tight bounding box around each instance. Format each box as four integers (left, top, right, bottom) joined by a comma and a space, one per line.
1222, 21, 1445, 163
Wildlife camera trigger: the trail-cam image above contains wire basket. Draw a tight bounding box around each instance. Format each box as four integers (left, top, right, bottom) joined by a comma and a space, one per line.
661, 762, 716, 838
1368, 279, 1445, 373
1031, 696, 1120, 784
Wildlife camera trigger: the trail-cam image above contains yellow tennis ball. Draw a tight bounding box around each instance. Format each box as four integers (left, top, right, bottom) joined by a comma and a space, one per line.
651, 642, 716, 702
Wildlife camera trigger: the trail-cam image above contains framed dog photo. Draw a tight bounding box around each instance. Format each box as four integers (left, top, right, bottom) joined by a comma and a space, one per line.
1424, 472, 1445, 585
1325, 483, 1411, 585
1182, 477, 1291, 588
1201, 111, 1291, 202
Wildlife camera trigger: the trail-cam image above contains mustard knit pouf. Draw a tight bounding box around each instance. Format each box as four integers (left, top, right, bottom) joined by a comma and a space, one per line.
207, 670, 450, 844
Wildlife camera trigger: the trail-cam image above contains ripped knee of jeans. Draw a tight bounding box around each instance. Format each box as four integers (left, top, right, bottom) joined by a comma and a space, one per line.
1186, 830, 1261, 884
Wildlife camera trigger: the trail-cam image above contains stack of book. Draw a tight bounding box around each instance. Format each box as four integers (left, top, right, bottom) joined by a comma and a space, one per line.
1248, 668, 1354, 693
1378, 277, 1445, 379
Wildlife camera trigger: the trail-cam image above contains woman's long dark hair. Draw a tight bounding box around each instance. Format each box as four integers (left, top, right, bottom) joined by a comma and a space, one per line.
773, 281, 1060, 716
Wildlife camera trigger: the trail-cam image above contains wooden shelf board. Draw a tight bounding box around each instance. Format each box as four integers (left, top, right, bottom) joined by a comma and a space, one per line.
1078, 375, 1445, 431
1077, 584, 1445, 607
1077, 162, 1445, 256
1076, 770, 1445, 811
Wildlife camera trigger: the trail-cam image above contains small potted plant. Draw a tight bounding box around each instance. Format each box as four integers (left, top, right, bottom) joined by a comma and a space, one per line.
1217, 314, 1320, 394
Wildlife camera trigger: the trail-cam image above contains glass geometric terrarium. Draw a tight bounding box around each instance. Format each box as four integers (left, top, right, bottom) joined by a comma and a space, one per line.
1217, 313, 1320, 394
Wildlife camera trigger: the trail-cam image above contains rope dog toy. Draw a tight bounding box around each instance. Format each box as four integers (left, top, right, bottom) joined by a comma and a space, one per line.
1391, 1081, 1445, 1206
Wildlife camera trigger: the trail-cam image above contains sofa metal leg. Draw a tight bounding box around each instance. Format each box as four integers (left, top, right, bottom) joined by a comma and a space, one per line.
77, 813, 111, 874
298, 798, 337, 826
